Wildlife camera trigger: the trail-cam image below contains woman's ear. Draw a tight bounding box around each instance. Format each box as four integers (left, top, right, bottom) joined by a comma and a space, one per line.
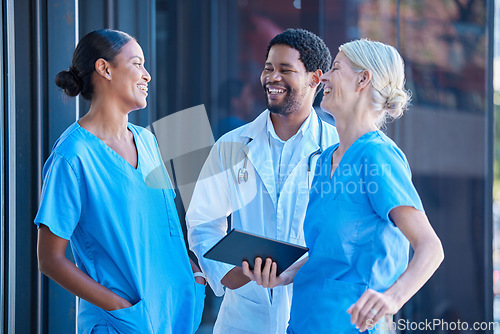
95, 58, 112, 80
310, 69, 323, 88
356, 70, 372, 92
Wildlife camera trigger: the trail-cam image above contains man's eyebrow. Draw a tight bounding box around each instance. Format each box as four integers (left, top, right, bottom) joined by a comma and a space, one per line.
129, 56, 144, 61
333, 61, 340, 66
264, 62, 296, 69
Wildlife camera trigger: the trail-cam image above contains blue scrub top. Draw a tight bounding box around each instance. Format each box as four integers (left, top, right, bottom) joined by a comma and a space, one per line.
34, 122, 204, 334
288, 130, 423, 334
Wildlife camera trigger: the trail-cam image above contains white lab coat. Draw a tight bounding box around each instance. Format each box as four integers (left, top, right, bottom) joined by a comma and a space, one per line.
186, 108, 339, 334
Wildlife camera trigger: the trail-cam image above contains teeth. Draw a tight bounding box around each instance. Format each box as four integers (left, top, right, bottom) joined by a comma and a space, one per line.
324, 88, 332, 94
268, 88, 285, 94
138, 85, 148, 92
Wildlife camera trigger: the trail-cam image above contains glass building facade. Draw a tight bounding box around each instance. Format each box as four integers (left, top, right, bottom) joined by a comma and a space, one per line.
0, 0, 494, 333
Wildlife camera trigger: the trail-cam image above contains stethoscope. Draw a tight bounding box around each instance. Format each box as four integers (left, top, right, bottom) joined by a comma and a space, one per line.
237, 152, 249, 183
237, 115, 325, 190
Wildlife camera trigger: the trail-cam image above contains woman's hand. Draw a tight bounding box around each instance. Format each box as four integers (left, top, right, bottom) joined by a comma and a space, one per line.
106, 296, 133, 311
347, 289, 399, 332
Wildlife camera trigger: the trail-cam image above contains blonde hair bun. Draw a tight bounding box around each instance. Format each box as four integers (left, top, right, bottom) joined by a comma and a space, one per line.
384, 86, 410, 119
339, 39, 410, 127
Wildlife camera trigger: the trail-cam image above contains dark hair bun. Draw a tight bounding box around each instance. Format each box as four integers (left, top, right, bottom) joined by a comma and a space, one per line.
55, 68, 83, 97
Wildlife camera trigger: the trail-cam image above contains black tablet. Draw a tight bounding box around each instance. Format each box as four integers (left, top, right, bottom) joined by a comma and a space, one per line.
203, 229, 309, 274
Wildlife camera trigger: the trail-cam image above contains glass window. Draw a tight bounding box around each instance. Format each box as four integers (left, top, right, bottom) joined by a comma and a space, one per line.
153, 0, 491, 331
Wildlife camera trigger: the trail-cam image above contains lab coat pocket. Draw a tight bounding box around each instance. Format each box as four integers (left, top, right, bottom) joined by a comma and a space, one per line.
105, 299, 154, 333
232, 280, 262, 305
193, 282, 206, 331
222, 281, 271, 331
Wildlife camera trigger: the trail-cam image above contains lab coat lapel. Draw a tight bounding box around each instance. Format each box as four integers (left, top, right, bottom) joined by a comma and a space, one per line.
246, 131, 277, 209
282, 109, 321, 186
240, 110, 277, 208
291, 111, 321, 167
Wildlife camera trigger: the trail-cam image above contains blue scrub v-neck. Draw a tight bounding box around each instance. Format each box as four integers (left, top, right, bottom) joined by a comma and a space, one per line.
76, 122, 141, 172
327, 130, 378, 179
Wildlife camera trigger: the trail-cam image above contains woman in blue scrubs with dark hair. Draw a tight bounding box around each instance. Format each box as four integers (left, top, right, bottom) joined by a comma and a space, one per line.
243, 39, 444, 333
35, 29, 205, 333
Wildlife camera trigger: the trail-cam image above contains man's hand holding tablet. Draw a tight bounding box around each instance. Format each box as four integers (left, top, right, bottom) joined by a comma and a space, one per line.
242, 256, 308, 288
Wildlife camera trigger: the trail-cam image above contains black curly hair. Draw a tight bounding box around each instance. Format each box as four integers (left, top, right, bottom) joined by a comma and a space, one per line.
266, 28, 332, 94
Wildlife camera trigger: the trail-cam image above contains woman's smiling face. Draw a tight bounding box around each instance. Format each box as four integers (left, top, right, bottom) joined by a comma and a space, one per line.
320, 51, 361, 116
108, 40, 151, 111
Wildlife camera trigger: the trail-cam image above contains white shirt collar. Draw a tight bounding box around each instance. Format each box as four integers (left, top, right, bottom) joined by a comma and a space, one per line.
266, 111, 313, 144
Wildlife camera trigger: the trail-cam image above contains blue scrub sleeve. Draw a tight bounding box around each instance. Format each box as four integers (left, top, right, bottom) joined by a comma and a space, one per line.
363, 142, 423, 223
34, 152, 82, 239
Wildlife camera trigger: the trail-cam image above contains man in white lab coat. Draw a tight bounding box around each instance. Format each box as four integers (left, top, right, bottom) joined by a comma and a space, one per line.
186, 29, 339, 334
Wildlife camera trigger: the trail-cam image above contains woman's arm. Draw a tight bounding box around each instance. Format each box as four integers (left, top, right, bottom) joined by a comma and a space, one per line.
189, 258, 207, 285
37, 224, 133, 311
242, 255, 308, 288
348, 206, 444, 331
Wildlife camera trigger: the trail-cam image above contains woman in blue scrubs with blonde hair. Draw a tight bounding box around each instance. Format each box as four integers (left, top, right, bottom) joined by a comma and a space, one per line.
35, 29, 205, 333
243, 39, 444, 333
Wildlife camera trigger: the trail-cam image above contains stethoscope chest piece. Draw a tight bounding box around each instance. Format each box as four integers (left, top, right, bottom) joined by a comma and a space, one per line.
238, 167, 248, 184
236, 139, 251, 184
